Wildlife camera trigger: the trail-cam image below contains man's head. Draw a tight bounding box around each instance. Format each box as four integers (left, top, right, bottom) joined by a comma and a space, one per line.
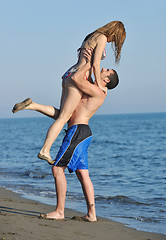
100, 68, 119, 90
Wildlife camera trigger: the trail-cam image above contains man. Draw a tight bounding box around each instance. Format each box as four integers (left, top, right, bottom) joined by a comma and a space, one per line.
12, 54, 119, 222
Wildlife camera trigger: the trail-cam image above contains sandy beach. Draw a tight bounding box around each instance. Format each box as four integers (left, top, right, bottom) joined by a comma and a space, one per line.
0, 187, 165, 240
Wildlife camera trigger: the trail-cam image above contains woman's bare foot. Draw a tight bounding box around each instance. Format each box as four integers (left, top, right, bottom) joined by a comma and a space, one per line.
12, 98, 32, 113
38, 151, 54, 165
40, 211, 64, 220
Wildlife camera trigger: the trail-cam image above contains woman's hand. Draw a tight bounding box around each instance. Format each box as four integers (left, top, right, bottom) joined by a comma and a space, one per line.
82, 48, 93, 65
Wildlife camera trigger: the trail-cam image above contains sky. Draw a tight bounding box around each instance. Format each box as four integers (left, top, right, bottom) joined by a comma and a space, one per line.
0, 0, 166, 118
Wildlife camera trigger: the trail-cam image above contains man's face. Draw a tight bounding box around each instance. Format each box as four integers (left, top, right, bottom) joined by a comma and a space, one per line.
100, 68, 113, 81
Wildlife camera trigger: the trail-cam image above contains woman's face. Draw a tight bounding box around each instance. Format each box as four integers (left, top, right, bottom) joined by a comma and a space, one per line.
107, 35, 114, 43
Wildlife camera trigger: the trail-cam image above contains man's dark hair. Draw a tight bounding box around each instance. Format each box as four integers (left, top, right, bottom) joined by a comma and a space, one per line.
106, 69, 119, 89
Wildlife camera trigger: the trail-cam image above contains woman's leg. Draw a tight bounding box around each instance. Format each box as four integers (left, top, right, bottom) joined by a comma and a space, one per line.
39, 84, 82, 160
12, 98, 59, 120
76, 169, 97, 221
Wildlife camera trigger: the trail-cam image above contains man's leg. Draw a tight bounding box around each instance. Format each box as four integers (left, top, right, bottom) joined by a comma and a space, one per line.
41, 165, 66, 219
76, 169, 97, 222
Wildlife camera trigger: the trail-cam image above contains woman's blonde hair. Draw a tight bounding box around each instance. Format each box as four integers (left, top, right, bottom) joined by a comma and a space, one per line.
85, 21, 126, 63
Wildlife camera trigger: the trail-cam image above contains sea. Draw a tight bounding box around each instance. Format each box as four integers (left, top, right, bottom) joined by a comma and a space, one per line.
0, 113, 166, 235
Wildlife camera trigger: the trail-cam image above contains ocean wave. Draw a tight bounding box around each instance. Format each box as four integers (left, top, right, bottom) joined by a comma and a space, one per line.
134, 216, 159, 223
39, 191, 56, 198
24, 171, 49, 179
0, 169, 51, 179
95, 195, 150, 206
111, 214, 160, 223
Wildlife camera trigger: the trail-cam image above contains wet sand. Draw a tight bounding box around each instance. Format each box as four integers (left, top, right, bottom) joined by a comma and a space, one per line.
0, 187, 165, 240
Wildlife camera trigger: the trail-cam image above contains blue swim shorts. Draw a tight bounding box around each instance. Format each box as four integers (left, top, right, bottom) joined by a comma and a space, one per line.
54, 124, 92, 173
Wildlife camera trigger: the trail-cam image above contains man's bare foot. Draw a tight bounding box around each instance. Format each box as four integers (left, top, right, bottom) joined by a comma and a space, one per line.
12, 98, 32, 113
38, 152, 54, 165
72, 215, 97, 222
40, 211, 64, 220
82, 215, 97, 222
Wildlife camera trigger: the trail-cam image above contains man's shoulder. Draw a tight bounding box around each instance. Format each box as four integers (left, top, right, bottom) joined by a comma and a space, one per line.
87, 87, 106, 100
92, 84, 107, 98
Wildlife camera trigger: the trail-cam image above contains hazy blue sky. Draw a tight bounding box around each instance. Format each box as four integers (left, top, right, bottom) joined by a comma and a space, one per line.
1, 0, 166, 118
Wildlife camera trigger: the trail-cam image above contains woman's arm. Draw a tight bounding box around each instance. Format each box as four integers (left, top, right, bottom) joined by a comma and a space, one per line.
72, 49, 92, 81
92, 34, 107, 88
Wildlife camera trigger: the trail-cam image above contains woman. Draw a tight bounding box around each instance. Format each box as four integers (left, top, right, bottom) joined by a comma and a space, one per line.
13, 21, 126, 163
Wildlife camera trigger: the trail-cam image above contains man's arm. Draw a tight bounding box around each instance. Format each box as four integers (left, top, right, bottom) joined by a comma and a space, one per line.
71, 52, 103, 97
72, 71, 102, 97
